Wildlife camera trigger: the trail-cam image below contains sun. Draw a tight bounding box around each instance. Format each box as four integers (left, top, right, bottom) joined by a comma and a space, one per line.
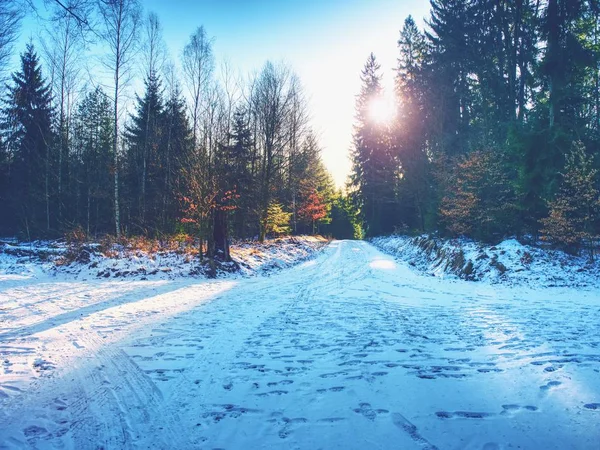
368, 95, 396, 125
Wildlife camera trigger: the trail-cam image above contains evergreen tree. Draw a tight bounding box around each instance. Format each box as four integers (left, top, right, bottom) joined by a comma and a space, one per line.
1, 44, 54, 235
70, 87, 114, 235
540, 141, 600, 257
290, 132, 334, 234
350, 53, 397, 236
425, 0, 474, 155
325, 193, 362, 240
395, 16, 431, 231
124, 72, 165, 231
161, 83, 193, 232
265, 201, 292, 237
217, 107, 257, 238
439, 150, 519, 242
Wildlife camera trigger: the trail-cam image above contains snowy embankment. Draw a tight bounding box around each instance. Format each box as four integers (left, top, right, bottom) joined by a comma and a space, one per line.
371, 234, 600, 287
0, 235, 328, 280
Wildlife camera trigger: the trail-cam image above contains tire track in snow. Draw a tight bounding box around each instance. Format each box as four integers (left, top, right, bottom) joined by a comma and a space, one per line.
137, 248, 334, 447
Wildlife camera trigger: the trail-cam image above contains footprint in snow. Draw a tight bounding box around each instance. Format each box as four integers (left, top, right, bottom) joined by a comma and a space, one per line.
256, 390, 288, 397
500, 404, 538, 414
318, 417, 346, 423
482, 444, 501, 450
540, 380, 562, 392
353, 402, 389, 421
53, 398, 67, 411
436, 411, 493, 419
583, 403, 600, 410
23, 425, 48, 438
267, 380, 294, 387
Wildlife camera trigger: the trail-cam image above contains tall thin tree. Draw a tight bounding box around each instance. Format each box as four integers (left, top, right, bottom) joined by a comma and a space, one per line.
97, 0, 141, 237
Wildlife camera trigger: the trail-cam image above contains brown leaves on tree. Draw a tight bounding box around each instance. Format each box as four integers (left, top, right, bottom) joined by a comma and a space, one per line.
439, 150, 518, 241
540, 141, 600, 257
298, 191, 327, 224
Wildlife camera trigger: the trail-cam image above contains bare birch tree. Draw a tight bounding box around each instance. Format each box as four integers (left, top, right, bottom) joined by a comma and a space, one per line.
142, 11, 165, 80
97, 0, 140, 237
182, 26, 214, 150
251, 62, 298, 241
41, 0, 91, 223
0, 0, 24, 78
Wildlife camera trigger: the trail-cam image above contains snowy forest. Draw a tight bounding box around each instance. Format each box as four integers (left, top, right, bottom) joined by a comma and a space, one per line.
2, 2, 600, 448
0, 0, 338, 258
1, 0, 600, 258
351, 0, 600, 257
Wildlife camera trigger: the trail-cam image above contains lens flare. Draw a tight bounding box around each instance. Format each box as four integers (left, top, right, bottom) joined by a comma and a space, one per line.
368, 96, 396, 124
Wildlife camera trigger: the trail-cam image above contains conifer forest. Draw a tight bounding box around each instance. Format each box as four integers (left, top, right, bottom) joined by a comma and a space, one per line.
2, 2, 600, 449
1, 0, 600, 258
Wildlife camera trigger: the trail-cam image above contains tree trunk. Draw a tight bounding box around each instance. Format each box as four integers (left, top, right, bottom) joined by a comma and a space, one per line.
45, 139, 50, 232
114, 73, 121, 238
546, 0, 559, 129
213, 207, 230, 261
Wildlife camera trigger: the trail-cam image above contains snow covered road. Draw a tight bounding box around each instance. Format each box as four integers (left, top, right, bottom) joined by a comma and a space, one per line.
1, 240, 599, 449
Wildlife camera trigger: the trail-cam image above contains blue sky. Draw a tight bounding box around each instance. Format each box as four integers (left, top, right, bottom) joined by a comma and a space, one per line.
16, 0, 432, 186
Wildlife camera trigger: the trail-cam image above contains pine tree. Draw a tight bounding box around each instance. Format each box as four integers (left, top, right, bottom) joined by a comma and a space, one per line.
70, 87, 114, 235
350, 53, 397, 237
1, 44, 54, 235
161, 83, 193, 232
540, 141, 600, 257
217, 107, 257, 238
325, 192, 362, 240
425, 0, 474, 156
290, 132, 334, 234
440, 150, 518, 241
542, 0, 593, 130
124, 72, 164, 230
395, 16, 430, 231
265, 201, 292, 237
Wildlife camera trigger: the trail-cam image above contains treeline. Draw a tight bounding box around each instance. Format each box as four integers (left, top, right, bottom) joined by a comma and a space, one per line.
351, 0, 600, 256
0, 0, 336, 258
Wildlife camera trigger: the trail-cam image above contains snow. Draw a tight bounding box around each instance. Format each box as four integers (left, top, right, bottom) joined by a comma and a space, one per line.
0, 236, 327, 280
372, 234, 600, 287
1, 240, 600, 449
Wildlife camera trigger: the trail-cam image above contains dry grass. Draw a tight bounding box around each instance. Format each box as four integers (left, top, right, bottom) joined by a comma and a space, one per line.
96, 234, 202, 258
60, 232, 327, 263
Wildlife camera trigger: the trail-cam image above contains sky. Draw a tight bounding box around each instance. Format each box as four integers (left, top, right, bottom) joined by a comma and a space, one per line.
16, 0, 432, 187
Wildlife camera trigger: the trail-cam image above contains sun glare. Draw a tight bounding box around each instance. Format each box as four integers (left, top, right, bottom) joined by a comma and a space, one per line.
368, 96, 396, 125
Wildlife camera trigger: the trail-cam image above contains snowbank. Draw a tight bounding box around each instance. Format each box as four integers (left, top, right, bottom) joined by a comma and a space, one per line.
371, 234, 600, 287
0, 236, 328, 280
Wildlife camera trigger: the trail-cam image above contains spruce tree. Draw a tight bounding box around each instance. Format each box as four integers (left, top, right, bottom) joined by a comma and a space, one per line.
540, 141, 600, 257
217, 107, 256, 238
265, 202, 292, 237
124, 72, 164, 230
161, 84, 193, 232
1, 44, 54, 235
350, 53, 396, 236
425, 0, 474, 155
70, 87, 114, 235
439, 150, 518, 242
395, 16, 430, 231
